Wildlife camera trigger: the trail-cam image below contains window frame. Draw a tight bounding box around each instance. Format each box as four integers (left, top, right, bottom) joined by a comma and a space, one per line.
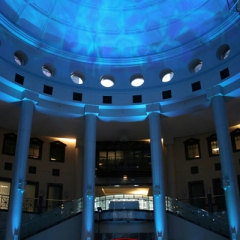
49, 141, 66, 163
2, 133, 17, 156
230, 128, 240, 152
184, 138, 201, 160
206, 134, 219, 157
28, 137, 43, 160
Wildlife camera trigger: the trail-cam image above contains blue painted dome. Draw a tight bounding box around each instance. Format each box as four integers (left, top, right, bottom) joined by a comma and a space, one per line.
1, 0, 237, 64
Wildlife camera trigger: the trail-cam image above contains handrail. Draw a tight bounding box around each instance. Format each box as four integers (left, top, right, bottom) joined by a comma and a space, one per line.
0, 194, 229, 239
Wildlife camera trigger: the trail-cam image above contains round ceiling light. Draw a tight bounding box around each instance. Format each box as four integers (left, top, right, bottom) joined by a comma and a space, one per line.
193, 61, 203, 73
161, 70, 174, 82
71, 72, 84, 84
100, 75, 114, 87
14, 53, 23, 66
42, 65, 53, 77
221, 47, 230, 60
130, 74, 144, 87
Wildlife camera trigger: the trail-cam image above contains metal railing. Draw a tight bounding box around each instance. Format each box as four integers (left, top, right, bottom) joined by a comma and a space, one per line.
166, 197, 229, 237
0, 195, 229, 239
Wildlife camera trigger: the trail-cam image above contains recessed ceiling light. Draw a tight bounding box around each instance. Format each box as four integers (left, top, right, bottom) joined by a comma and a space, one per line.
130, 74, 144, 87
14, 53, 23, 66
100, 75, 114, 87
221, 47, 230, 60
162, 71, 174, 82
42, 65, 52, 77
193, 62, 203, 73
71, 72, 84, 84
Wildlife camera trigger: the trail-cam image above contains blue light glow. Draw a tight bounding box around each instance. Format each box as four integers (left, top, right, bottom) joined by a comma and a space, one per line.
2, 0, 237, 65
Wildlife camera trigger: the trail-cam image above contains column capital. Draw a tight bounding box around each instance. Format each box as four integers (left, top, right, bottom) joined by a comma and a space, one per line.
206, 85, 223, 100
84, 105, 99, 115
146, 103, 161, 114
22, 90, 39, 104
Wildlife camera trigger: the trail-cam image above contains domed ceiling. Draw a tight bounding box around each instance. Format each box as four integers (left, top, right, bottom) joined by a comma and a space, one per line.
1, 0, 237, 65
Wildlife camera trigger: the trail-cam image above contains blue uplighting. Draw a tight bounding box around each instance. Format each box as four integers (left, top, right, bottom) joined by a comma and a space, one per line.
2, 0, 237, 64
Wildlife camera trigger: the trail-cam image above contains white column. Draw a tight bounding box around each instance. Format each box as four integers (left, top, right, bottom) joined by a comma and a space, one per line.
148, 111, 168, 240
81, 113, 97, 240
165, 138, 177, 198
211, 95, 240, 240
5, 100, 35, 240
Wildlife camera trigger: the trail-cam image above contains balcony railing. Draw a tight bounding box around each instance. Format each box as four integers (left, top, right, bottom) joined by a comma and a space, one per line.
0, 194, 230, 239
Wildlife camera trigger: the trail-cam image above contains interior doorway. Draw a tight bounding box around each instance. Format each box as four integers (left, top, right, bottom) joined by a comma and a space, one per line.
188, 180, 205, 209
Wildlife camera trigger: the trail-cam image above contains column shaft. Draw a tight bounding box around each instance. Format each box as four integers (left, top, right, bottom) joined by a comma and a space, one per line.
212, 96, 240, 240
148, 112, 168, 240
5, 100, 35, 240
81, 114, 97, 240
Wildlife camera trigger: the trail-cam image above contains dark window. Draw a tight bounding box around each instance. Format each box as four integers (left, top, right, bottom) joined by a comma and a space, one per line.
2, 133, 17, 156
191, 166, 198, 174
162, 90, 172, 99
192, 81, 201, 92
15, 73, 24, 85
133, 95, 142, 103
29, 138, 43, 160
230, 128, 240, 152
43, 85, 53, 95
206, 134, 219, 157
52, 169, 60, 176
103, 96, 112, 104
212, 178, 226, 210
4, 162, 12, 171
73, 92, 82, 101
215, 163, 221, 171
184, 138, 201, 160
220, 68, 229, 80
29, 166, 36, 174
49, 141, 66, 162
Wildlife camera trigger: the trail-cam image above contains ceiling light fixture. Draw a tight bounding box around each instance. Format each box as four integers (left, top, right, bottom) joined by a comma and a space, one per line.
130, 73, 144, 87
162, 71, 174, 82
71, 72, 84, 84
100, 75, 114, 87
42, 65, 53, 77
14, 53, 23, 66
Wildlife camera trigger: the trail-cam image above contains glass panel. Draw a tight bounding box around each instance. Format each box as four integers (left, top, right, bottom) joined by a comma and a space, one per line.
125, 150, 134, 166
47, 185, 62, 210
211, 141, 219, 155
235, 136, 240, 150
28, 143, 40, 159
24, 184, 36, 212
0, 181, 11, 210
187, 144, 199, 159
99, 151, 107, 168
116, 150, 124, 166
108, 151, 115, 167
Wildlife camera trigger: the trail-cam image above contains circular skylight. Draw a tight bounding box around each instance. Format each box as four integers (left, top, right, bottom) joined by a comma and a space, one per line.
162, 71, 174, 82
42, 65, 53, 77
71, 72, 84, 84
14, 54, 23, 66
130, 74, 144, 87
100, 75, 114, 87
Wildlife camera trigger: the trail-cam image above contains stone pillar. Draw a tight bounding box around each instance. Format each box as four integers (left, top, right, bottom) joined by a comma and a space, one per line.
147, 104, 168, 240
81, 106, 98, 240
164, 138, 177, 198
75, 138, 84, 199
211, 95, 240, 240
5, 100, 35, 240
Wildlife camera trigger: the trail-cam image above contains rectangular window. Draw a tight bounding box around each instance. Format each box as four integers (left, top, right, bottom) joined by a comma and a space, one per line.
235, 136, 240, 151
184, 138, 201, 160
29, 143, 40, 159
49, 141, 66, 162
210, 141, 219, 155
0, 180, 11, 210
2, 133, 17, 156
